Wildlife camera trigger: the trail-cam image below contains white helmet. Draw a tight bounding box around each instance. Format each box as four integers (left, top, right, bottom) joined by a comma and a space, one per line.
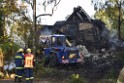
18, 48, 24, 52
26, 48, 31, 53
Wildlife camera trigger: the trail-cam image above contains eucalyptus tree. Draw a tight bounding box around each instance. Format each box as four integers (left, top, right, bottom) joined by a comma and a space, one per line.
92, 0, 124, 39
10, 13, 32, 48
0, 0, 22, 65
4, 0, 61, 50
0, 0, 19, 42
22, 0, 61, 51
0, 0, 19, 50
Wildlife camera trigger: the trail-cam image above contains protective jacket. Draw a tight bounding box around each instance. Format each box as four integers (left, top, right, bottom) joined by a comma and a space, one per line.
24, 54, 34, 68
24, 53, 34, 83
15, 52, 24, 69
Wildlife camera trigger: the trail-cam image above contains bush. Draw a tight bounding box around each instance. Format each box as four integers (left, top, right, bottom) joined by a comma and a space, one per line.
105, 68, 118, 79
67, 74, 86, 83
0, 71, 4, 79
34, 63, 54, 78
116, 51, 124, 60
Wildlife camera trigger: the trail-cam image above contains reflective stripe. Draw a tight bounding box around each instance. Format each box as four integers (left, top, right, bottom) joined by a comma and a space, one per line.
16, 75, 22, 78
26, 78, 30, 80
16, 67, 23, 69
30, 77, 34, 79
15, 75, 18, 76
15, 56, 22, 59
18, 76, 22, 78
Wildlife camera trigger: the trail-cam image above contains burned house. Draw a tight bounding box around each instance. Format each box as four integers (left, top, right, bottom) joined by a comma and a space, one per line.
53, 6, 109, 51
39, 6, 110, 51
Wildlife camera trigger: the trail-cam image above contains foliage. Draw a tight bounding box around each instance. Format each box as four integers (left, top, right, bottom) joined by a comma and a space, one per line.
0, 0, 19, 15
97, 79, 116, 83
0, 0, 20, 36
0, 36, 19, 61
10, 14, 33, 48
116, 50, 124, 60
66, 74, 86, 83
0, 0, 21, 61
0, 71, 4, 79
92, 0, 124, 39
105, 68, 118, 79
34, 63, 55, 78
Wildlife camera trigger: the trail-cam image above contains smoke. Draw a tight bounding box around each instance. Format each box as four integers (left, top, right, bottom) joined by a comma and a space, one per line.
93, 19, 124, 51
40, 27, 52, 35
101, 27, 110, 40
102, 28, 124, 51
39, 27, 52, 44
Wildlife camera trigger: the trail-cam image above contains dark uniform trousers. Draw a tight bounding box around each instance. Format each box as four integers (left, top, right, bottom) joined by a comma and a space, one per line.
15, 67, 24, 82
25, 68, 34, 83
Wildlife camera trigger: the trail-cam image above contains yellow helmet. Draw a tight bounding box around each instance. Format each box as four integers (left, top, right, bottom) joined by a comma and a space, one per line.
26, 48, 31, 53
18, 48, 24, 52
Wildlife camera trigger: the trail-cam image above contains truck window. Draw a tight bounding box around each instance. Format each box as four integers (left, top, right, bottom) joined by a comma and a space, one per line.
51, 37, 63, 46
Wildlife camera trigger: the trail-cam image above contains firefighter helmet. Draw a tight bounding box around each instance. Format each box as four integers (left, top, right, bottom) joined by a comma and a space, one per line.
26, 48, 31, 53
18, 48, 24, 52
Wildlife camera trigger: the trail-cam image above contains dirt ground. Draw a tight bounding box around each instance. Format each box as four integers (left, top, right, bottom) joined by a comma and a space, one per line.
0, 79, 116, 83
0, 79, 52, 83
0, 64, 118, 83
0, 78, 65, 83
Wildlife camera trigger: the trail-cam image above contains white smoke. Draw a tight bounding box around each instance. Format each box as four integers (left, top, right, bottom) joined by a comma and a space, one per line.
106, 29, 124, 51
39, 27, 52, 44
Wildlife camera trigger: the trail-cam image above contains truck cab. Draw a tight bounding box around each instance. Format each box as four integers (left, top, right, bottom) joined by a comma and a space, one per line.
43, 34, 83, 66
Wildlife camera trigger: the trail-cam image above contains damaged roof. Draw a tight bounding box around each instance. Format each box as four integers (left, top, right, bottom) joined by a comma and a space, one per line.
53, 6, 92, 26
66, 6, 92, 22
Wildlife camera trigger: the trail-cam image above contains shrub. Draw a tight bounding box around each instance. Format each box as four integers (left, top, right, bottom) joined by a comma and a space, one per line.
67, 74, 86, 83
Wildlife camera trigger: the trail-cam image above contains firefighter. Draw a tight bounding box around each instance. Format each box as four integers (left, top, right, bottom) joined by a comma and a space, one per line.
24, 48, 35, 83
117, 67, 124, 83
14, 48, 24, 82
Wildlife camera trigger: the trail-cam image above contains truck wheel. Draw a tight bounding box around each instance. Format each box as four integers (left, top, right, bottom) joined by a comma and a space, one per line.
49, 53, 58, 67
43, 55, 50, 66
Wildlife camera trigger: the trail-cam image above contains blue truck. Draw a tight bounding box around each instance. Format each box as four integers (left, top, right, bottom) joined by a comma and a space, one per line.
43, 34, 83, 66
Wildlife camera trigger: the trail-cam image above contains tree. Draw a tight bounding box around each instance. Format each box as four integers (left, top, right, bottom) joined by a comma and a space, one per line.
10, 13, 32, 48
92, 0, 124, 39
0, 0, 23, 65
22, 0, 61, 52
0, 0, 19, 37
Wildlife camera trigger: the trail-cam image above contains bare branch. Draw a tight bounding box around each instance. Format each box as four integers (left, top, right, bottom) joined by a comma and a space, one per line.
24, 0, 33, 9
54, 0, 61, 7
36, 14, 52, 19
36, 0, 61, 19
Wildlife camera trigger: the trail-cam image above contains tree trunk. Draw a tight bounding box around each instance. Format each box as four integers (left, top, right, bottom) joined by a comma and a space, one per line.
32, 0, 36, 53
118, 2, 121, 39
0, 12, 4, 38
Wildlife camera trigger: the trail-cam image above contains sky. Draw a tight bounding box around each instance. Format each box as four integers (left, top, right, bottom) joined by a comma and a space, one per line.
20, 0, 95, 25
